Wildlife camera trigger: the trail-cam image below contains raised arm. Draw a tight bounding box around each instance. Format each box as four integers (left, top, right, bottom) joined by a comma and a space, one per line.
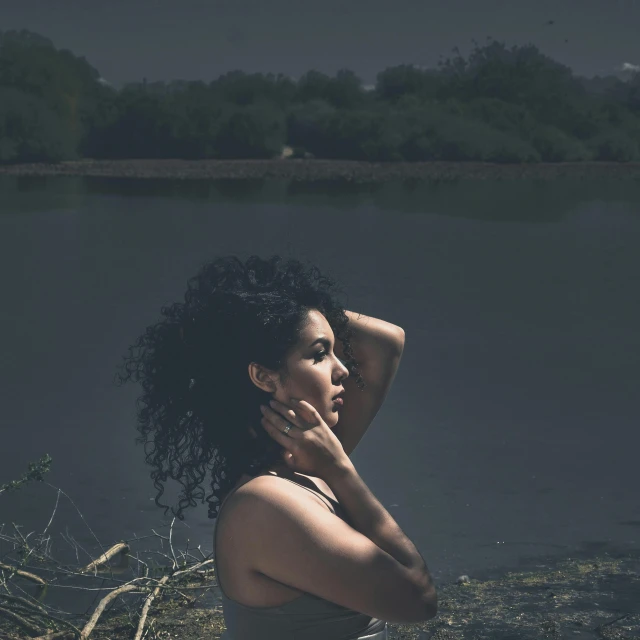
333, 310, 405, 456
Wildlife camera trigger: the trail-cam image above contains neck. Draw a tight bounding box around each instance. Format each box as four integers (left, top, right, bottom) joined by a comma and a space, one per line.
265, 461, 294, 477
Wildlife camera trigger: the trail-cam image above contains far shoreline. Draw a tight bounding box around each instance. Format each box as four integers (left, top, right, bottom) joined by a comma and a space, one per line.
3, 158, 640, 182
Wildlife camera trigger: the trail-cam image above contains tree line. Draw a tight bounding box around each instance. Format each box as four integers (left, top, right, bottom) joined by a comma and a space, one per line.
1, 28, 640, 165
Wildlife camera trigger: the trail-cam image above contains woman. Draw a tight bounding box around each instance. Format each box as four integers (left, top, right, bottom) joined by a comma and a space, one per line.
116, 254, 437, 639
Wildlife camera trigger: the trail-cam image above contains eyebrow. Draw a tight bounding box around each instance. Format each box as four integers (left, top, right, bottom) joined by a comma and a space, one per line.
308, 337, 333, 349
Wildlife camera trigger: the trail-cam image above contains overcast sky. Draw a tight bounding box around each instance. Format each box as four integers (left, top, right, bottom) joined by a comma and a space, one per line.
0, 0, 638, 87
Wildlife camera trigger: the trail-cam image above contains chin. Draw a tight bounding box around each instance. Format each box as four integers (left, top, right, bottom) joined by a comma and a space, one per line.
320, 406, 340, 428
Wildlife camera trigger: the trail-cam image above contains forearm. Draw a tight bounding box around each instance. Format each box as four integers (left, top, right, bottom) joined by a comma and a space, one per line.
336, 310, 404, 363
326, 460, 434, 585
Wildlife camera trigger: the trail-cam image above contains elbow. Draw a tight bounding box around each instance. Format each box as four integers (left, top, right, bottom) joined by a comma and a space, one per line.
422, 586, 438, 620
389, 327, 405, 358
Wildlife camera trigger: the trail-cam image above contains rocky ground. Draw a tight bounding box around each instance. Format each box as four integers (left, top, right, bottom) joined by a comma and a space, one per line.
3, 158, 640, 182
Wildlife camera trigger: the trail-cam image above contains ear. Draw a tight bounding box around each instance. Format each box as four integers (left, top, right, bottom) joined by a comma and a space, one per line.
247, 362, 278, 394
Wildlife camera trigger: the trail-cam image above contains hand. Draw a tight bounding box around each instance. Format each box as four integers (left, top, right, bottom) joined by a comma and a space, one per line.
260, 398, 351, 480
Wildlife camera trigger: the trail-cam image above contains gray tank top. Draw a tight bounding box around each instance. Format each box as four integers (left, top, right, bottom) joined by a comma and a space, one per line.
214, 473, 388, 640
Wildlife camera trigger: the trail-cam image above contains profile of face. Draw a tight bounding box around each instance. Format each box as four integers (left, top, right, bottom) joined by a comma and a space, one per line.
248, 309, 350, 432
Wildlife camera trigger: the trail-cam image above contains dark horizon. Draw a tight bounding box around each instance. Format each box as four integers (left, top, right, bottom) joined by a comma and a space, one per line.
1, 0, 639, 89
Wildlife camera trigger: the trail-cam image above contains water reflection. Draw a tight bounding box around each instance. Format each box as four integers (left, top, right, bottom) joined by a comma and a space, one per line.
3, 174, 640, 223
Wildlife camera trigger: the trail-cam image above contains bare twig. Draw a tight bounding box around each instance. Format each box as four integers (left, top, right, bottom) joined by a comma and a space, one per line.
10, 524, 32, 553
172, 558, 215, 579
0, 604, 44, 635
41, 483, 112, 580
594, 612, 631, 632
0, 593, 81, 636
168, 518, 178, 570
32, 631, 76, 640
42, 489, 62, 537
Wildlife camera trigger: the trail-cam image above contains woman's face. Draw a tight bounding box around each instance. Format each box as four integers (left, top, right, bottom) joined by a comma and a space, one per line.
273, 308, 350, 428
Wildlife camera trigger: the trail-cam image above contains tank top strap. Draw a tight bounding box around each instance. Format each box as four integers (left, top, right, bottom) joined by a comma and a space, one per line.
216, 471, 341, 531
275, 475, 338, 514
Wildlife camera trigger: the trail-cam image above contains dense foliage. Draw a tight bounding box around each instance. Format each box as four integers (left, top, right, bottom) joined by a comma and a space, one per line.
2, 29, 640, 164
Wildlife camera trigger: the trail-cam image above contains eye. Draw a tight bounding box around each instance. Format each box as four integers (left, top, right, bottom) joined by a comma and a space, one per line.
313, 350, 328, 363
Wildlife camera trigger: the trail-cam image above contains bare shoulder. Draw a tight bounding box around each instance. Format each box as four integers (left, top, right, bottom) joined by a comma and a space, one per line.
233, 474, 333, 513
223, 474, 338, 579
217, 474, 334, 577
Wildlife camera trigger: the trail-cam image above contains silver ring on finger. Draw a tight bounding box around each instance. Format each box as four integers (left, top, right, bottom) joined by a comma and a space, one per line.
283, 424, 291, 435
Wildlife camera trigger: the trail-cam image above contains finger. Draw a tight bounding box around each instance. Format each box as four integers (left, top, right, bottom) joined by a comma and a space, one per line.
261, 416, 293, 447
262, 407, 300, 436
292, 400, 322, 426
266, 403, 306, 432
273, 398, 316, 427
269, 398, 301, 419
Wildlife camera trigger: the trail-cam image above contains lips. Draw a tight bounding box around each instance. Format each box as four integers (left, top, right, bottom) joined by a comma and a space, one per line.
332, 390, 345, 400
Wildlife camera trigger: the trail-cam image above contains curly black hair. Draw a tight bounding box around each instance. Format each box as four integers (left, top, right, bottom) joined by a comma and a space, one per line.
114, 254, 365, 521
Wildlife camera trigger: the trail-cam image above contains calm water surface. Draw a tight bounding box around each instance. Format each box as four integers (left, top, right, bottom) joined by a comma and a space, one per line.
1, 175, 639, 612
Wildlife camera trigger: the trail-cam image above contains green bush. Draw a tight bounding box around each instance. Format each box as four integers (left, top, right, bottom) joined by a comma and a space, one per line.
321, 109, 388, 160
286, 99, 337, 153
430, 116, 540, 162
586, 128, 640, 161
161, 91, 227, 159
90, 90, 176, 158
598, 103, 640, 148
393, 106, 539, 162
526, 124, 592, 162
359, 132, 405, 162
481, 133, 541, 163
384, 101, 446, 160
462, 97, 538, 137
214, 101, 286, 158
0, 87, 78, 163
398, 135, 437, 161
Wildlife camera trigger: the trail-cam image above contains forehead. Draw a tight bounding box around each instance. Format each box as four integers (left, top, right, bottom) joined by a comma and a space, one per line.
300, 309, 333, 337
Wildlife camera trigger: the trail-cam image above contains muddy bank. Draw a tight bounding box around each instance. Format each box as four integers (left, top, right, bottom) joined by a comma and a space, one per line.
20, 550, 634, 640
2, 158, 640, 182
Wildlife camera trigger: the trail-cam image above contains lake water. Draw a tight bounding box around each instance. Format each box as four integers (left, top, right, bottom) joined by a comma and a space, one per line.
1, 174, 639, 613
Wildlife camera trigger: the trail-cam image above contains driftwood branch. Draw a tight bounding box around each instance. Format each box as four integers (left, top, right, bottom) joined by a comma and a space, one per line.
79, 542, 130, 575
79, 581, 143, 640
0, 562, 47, 586
134, 574, 169, 640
